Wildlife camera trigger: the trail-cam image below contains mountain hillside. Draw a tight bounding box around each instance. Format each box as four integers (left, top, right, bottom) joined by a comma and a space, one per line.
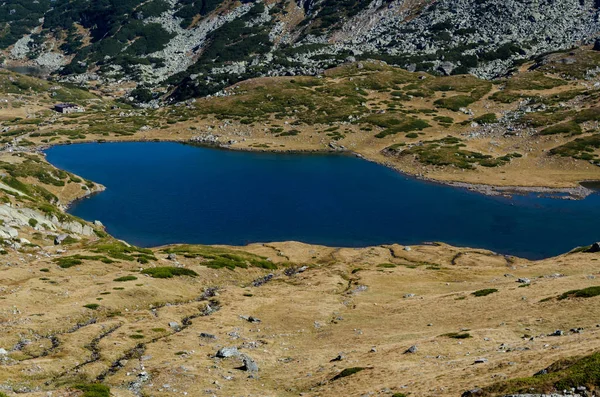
1, 0, 600, 101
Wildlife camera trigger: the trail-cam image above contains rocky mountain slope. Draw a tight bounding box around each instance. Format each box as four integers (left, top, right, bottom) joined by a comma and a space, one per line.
2, 0, 600, 101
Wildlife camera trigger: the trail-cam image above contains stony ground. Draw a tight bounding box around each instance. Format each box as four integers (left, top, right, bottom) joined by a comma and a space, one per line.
1, 237, 600, 397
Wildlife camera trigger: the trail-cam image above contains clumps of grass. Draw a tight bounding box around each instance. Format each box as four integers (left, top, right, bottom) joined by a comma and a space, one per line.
481, 352, 600, 395
40, 268, 49, 272
113, 275, 138, 282
384, 136, 518, 169
377, 263, 397, 268
28, 218, 38, 228
473, 113, 498, 124
539, 121, 582, 136
162, 245, 276, 270
91, 240, 157, 263
53, 255, 115, 268
332, 367, 366, 380
141, 266, 198, 279
557, 286, 600, 300
83, 304, 100, 310
549, 134, 600, 163
441, 332, 472, 339
129, 334, 144, 339
434, 95, 477, 111
74, 384, 111, 397
472, 288, 498, 297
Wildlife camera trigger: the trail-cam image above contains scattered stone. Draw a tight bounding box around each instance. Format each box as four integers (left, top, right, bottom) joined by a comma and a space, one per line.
167, 253, 177, 261
404, 293, 415, 298
549, 330, 564, 336
330, 353, 345, 362
216, 347, 240, 358
473, 358, 488, 364
240, 354, 259, 372
252, 273, 273, 287
404, 345, 418, 354
517, 278, 530, 284
461, 388, 483, 397
168, 321, 180, 331
200, 333, 217, 340
54, 234, 69, 245
586, 242, 600, 253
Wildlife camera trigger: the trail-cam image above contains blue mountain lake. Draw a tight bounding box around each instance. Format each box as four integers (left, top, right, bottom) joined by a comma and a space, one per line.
45, 141, 600, 259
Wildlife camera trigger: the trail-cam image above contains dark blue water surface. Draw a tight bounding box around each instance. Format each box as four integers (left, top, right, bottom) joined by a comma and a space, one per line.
45, 142, 600, 259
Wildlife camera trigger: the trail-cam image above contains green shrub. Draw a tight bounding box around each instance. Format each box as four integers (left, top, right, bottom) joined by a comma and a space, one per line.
113, 275, 138, 282
558, 286, 600, 300
141, 267, 198, 279
74, 383, 110, 397
481, 352, 600, 395
28, 218, 38, 227
539, 121, 582, 136
83, 304, 99, 310
332, 367, 366, 380
472, 288, 498, 297
442, 332, 472, 339
474, 113, 498, 124
434, 95, 476, 111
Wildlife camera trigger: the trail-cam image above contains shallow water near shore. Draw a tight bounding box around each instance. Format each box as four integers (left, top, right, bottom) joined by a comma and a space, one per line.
46, 141, 600, 259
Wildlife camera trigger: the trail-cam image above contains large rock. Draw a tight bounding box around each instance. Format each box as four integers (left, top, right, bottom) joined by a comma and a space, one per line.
241, 354, 259, 372
216, 347, 240, 358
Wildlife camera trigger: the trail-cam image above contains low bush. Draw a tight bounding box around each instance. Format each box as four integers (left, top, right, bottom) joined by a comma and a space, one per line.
332, 367, 366, 380
141, 267, 198, 279
539, 121, 582, 136
558, 286, 600, 300
113, 275, 138, 282
442, 332, 472, 339
472, 288, 498, 297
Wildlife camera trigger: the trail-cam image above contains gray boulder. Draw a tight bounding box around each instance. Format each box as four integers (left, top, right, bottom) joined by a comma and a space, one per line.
241, 354, 259, 372
216, 346, 240, 358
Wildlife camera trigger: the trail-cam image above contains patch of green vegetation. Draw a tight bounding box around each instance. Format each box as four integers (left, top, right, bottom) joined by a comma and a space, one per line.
332, 367, 366, 380
74, 383, 110, 397
573, 107, 600, 123
505, 71, 566, 91
539, 121, 582, 136
434, 95, 476, 111
129, 334, 144, 339
441, 332, 472, 339
113, 276, 138, 282
377, 263, 397, 268
53, 255, 115, 269
163, 245, 276, 270
472, 288, 498, 297
473, 113, 498, 124
549, 134, 600, 162
557, 286, 600, 300
141, 267, 198, 279
91, 241, 157, 263
28, 218, 38, 227
482, 352, 600, 395
83, 304, 99, 310
387, 136, 519, 169
433, 116, 454, 124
